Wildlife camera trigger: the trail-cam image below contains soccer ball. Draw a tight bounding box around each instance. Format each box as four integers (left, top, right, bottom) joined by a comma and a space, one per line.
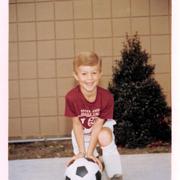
64, 157, 102, 180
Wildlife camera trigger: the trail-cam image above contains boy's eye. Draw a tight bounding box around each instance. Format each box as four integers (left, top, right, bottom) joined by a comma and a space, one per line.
81, 72, 87, 75
92, 72, 97, 74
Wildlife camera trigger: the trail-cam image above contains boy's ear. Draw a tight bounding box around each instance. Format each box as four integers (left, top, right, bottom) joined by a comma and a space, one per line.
73, 72, 78, 81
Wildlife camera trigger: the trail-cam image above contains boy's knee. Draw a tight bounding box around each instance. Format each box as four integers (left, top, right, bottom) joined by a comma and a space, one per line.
98, 127, 113, 147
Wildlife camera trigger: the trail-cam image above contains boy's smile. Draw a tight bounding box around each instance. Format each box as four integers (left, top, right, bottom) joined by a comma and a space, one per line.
74, 65, 102, 100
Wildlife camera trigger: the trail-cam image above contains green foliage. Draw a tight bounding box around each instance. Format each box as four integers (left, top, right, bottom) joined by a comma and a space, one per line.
109, 34, 171, 148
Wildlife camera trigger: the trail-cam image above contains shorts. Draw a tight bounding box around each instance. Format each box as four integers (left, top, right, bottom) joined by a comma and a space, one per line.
71, 119, 116, 156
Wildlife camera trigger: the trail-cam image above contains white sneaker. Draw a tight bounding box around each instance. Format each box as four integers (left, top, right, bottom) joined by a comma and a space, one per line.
110, 174, 123, 180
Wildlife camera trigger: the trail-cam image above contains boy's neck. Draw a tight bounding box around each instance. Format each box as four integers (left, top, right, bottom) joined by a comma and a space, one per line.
80, 86, 97, 103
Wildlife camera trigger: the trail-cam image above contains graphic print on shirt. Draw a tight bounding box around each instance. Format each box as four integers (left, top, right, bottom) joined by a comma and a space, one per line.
79, 108, 100, 134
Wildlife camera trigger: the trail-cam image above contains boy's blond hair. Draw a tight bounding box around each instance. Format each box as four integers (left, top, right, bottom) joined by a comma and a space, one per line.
73, 51, 102, 73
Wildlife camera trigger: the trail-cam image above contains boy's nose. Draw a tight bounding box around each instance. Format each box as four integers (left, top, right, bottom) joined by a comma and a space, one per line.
87, 73, 93, 79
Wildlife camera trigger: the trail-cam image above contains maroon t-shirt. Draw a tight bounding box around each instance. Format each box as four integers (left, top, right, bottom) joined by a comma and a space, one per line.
65, 85, 114, 134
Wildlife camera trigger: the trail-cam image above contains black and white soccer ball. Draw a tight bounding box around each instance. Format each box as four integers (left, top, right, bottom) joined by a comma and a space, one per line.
64, 157, 101, 180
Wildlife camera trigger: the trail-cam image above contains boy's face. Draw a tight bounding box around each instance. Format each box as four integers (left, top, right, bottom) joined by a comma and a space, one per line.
73, 65, 102, 94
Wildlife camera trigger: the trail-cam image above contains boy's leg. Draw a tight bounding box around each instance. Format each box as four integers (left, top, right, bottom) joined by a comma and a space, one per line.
101, 139, 122, 178
100, 120, 123, 179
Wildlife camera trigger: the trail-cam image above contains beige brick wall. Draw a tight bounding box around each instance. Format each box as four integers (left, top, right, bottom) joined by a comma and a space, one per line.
9, 0, 171, 139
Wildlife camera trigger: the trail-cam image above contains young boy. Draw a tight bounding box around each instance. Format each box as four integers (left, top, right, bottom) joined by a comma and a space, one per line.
64, 51, 123, 180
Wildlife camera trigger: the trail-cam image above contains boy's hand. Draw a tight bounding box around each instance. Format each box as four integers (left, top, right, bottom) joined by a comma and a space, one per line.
86, 154, 103, 172
66, 152, 85, 167
66, 153, 103, 172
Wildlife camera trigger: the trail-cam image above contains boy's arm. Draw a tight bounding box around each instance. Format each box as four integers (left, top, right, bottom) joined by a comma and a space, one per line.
69, 117, 103, 171
66, 117, 85, 166
72, 117, 85, 155
86, 117, 105, 157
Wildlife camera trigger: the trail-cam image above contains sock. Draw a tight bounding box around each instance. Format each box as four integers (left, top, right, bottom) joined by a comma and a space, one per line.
101, 140, 122, 178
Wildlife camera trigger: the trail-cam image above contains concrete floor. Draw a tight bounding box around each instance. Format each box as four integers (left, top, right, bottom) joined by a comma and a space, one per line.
9, 153, 171, 180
